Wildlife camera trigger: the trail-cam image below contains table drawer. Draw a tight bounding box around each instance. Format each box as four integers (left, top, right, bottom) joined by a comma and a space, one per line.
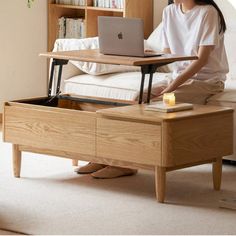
3, 100, 96, 156
96, 118, 161, 165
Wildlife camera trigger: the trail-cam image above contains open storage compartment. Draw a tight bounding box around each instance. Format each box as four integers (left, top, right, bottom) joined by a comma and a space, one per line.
3, 96, 131, 157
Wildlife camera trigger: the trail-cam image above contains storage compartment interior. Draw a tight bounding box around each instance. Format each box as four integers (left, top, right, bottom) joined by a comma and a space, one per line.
17, 95, 133, 113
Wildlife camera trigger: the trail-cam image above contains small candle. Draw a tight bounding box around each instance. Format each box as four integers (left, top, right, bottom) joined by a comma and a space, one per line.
163, 93, 176, 106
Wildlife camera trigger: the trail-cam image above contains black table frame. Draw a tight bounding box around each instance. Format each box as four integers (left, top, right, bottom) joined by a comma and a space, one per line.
48, 58, 172, 105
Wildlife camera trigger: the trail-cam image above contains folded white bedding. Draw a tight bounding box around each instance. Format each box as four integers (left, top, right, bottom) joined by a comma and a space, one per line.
53, 37, 139, 75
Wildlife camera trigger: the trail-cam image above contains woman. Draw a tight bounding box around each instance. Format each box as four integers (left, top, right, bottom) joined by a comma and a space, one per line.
158, 0, 228, 104
75, 0, 229, 179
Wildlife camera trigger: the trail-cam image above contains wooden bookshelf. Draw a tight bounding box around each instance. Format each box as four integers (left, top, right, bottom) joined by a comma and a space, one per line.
48, 0, 153, 51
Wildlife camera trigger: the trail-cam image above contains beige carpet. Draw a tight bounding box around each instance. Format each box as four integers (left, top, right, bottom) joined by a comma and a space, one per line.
0, 134, 236, 235
0, 229, 24, 235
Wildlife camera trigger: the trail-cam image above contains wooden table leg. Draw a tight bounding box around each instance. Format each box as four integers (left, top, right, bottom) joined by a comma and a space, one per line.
72, 159, 79, 166
13, 144, 21, 178
155, 166, 166, 203
212, 157, 222, 191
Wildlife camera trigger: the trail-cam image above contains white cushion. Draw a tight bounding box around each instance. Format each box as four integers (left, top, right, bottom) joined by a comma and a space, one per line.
146, 22, 164, 52
215, 0, 236, 80
146, 23, 173, 73
224, 31, 236, 80
63, 71, 171, 101
225, 78, 236, 90
53, 37, 139, 75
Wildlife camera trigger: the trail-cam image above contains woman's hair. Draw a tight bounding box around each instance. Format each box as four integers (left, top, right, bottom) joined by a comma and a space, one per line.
168, 0, 226, 34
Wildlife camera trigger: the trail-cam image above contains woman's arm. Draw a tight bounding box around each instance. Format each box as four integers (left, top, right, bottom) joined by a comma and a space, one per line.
163, 48, 171, 54
160, 45, 214, 94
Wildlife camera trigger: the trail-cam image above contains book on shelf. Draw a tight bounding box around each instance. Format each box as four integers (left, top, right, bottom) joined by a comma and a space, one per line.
93, 0, 124, 8
55, 0, 124, 8
55, 0, 86, 6
58, 17, 66, 39
58, 17, 86, 39
145, 102, 194, 113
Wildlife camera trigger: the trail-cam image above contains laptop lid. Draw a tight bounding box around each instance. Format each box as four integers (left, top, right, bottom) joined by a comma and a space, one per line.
98, 16, 145, 57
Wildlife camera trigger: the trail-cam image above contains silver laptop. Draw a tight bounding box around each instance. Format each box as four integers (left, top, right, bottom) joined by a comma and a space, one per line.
98, 16, 163, 57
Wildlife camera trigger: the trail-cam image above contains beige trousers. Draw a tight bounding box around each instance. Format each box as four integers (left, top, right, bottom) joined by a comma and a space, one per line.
148, 78, 225, 105
174, 79, 225, 105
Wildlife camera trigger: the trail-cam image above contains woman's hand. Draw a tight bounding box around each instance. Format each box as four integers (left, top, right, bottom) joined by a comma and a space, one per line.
151, 86, 167, 101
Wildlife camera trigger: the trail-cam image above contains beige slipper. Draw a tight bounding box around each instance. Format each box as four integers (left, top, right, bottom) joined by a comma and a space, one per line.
91, 166, 138, 179
75, 162, 107, 174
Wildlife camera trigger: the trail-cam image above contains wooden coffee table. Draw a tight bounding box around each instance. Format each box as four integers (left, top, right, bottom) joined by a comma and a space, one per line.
95, 104, 233, 202
3, 50, 233, 203
3, 98, 233, 203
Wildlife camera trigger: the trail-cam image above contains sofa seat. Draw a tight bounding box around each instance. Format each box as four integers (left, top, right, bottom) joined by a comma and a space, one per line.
207, 79, 236, 161
64, 71, 170, 101
208, 80, 236, 104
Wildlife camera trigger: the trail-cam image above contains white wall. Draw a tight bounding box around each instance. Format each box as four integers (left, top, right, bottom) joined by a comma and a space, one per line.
0, 0, 47, 112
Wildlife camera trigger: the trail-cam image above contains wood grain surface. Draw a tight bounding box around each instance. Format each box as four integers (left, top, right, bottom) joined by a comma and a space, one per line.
97, 104, 234, 123
40, 49, 198, 66
96, 117, 161, 165
4, 103, 96, 156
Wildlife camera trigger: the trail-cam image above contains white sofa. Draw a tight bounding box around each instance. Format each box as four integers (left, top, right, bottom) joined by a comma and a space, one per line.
208, 80, 236, 161
207, 9, 236, 161
53, 20, 236, 161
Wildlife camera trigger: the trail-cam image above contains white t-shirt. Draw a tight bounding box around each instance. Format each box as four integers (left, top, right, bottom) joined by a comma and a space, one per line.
162, 4, 229, 81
